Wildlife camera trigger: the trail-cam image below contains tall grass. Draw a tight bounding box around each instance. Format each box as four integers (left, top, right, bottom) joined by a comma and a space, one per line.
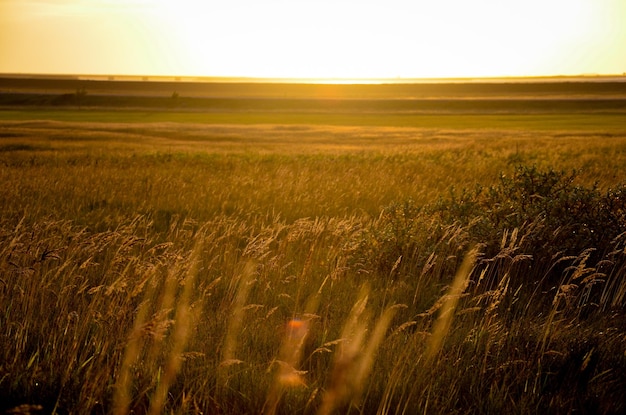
1, 121, 625, 413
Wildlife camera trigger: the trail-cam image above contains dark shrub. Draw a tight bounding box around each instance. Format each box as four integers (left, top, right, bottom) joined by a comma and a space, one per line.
364, 166, 626, 313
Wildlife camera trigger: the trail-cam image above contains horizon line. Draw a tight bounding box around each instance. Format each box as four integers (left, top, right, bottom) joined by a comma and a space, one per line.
1, 72, 626, 85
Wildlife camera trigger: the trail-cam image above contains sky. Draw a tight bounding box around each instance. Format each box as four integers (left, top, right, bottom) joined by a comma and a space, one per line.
1, 0, 625, 80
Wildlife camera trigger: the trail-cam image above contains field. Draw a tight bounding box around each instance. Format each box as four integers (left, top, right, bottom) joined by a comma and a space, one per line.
1, 77, 626, 414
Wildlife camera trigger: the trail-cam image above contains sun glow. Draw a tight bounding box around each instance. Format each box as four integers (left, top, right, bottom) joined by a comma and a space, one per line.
1, 0, 625, 79
142, 0, 594, 79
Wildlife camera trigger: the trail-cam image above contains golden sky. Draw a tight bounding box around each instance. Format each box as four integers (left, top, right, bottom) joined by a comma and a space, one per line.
1, 0, 625, 79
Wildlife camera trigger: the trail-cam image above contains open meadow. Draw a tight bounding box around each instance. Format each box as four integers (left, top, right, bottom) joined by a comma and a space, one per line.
1, 78, 626, 414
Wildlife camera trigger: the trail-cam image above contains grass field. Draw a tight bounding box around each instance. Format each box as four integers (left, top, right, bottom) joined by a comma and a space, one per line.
1, 79, 625, 414
3, 110, 626, 132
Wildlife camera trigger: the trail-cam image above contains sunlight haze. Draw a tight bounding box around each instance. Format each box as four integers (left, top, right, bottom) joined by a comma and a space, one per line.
1, 0, 625, 79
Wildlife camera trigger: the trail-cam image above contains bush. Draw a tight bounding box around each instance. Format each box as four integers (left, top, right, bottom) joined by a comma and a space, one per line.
364, 166, 626, 313
432, 165, 625, 260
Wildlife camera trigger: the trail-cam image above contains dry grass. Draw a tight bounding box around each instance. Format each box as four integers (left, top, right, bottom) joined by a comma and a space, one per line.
1, 119, 625, 414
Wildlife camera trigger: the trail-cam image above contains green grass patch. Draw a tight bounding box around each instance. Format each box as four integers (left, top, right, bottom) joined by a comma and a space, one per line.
2, 108, 625, 131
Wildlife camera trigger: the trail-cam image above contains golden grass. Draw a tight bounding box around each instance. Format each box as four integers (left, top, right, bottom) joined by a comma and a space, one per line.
1, 118, 625, 414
